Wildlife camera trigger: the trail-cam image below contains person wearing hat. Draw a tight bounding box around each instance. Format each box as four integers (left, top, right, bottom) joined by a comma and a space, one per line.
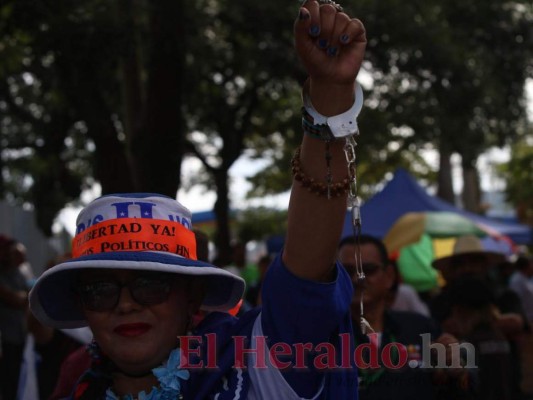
431, 234, 528, 399
432, 235, 507, 285
29, 2, 366, 399
430, 235, 526, 333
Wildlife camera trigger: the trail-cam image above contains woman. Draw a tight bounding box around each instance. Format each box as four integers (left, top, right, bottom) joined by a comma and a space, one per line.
29, 1, 366, 398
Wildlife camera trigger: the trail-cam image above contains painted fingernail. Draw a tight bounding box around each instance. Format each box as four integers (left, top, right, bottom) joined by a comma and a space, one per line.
318, 38, 328, 48
299, 9, 310, 20
340, 34, 350, 43
327, 46, 338, 56
309, 25, 320, 36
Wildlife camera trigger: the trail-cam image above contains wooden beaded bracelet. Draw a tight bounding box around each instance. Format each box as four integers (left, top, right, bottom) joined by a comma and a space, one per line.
291, 145, 351, 197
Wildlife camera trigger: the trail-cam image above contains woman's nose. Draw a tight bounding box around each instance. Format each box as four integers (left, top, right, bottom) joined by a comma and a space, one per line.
115, 285, 142, 313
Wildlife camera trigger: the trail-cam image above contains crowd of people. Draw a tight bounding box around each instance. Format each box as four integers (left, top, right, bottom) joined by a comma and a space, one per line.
3, 231, 533, 399
1, 1, 532, 399
3, 228, 532, 400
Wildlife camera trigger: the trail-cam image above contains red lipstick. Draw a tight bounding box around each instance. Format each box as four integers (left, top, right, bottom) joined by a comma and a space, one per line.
113, 323, 151, 337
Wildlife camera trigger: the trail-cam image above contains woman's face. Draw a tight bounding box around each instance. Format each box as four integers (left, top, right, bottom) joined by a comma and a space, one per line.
78, 269, 192, 375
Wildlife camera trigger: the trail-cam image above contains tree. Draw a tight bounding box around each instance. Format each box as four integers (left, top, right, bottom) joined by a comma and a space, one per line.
0, 0, 191, 234
246, 0, 532, 214
235, 207, 288, 244
0, 0, 310, 258
351, 0, 532, 211
497, 134, 533, 225
1, 0, 530, 248
180, 0, 303, 262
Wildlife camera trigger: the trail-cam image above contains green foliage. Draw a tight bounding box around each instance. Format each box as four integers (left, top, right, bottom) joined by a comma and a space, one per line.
180, 0, 304, 258
0, 0, 531, 238
235, 207, 288, 243
0, 0, 189, 234
497, 135, 533, 222
0, 0, 128, 232
246, 0, 532, 201
354, 0, 531, 159
183, 0, 302, 168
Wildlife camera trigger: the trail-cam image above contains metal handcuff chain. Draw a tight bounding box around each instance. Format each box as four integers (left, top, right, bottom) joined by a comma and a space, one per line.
344, 135, 374, 335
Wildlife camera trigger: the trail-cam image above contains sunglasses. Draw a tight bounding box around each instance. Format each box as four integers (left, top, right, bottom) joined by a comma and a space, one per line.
341, 262, 385, 277
76, 273, 174, 312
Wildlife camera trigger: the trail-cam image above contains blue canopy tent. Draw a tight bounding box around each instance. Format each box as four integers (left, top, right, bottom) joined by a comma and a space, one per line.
342, 168, 532, 245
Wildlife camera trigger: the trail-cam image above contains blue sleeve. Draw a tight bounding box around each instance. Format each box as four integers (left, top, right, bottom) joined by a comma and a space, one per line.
260, 252, 355, 397
261, 252, 353, 345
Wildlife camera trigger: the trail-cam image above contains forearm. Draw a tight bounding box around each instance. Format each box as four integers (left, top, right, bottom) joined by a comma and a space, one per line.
285, 0, 365, 281
283, 82, 355, 282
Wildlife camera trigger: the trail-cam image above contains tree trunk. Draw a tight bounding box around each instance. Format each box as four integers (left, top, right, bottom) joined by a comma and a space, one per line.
462, 159, 481, 213
55, 27, 137, 194
118, 0, 144, 190
436, 148, 455, 204
131, 0, 185, 196
74, 60, 136, 192
75, 75, 136, 193
213, 169, 232, 266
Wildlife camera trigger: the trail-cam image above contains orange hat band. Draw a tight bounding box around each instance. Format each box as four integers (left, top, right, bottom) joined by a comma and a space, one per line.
72, 218, 197, 260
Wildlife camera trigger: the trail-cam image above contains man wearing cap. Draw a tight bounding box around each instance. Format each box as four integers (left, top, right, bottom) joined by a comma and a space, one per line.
29, 2, 366, 399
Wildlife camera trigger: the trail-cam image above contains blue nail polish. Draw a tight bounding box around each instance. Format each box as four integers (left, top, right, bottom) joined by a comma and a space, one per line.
327, 46, 338, 56
309, 25, 320, 36
318, 38, 328, 48
340, 34, 349, 43
299, 10, 310, 20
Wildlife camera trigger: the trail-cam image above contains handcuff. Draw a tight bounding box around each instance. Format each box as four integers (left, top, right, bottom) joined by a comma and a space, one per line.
301, 80, 364, 140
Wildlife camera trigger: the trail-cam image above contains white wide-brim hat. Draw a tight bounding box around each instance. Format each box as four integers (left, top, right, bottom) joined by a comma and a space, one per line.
29, 193, 245, 329
432, 234, 506, 271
